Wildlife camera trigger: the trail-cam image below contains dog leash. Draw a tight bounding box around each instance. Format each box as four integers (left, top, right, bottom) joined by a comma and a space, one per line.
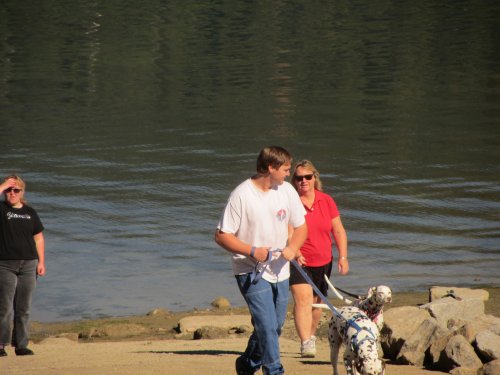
250, 248, 282, 284
290, 258, 376, 338
251, 253, 359, 328
290, 259, 379, 371
290, 258, 344, 320
331, 284, 364, 300
251, 249, 343, 317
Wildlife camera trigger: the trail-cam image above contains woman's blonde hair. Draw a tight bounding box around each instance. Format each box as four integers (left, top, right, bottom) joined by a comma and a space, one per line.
292, 160, 323, 191
3, 174, 27, 205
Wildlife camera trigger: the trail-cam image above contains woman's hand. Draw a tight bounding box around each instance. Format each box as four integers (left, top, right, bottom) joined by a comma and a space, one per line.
0, 178, 17, 192
338, 257, 349, 275
295, 253, 306, 266
37, 263, 46, 276
34, 232, 45, 276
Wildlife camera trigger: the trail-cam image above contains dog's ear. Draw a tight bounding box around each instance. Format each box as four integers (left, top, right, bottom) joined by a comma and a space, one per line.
367, 287, 376, 299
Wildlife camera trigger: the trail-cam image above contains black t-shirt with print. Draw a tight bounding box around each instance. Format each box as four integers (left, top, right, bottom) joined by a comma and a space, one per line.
0, 201, 44, 260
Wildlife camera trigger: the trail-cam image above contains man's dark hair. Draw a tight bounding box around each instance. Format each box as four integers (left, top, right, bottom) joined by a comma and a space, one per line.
256, 146, 292, 174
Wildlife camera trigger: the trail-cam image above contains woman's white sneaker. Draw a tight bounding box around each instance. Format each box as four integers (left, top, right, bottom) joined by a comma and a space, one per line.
300, 336, 316, 358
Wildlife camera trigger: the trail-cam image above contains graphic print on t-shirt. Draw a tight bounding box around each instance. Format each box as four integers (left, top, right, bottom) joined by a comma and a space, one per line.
7, 212, 32, 220
276, 209, 287, 221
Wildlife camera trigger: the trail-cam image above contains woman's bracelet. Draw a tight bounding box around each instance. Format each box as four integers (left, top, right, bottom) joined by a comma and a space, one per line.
250, 246, 256, 258
339, 256, 347, 260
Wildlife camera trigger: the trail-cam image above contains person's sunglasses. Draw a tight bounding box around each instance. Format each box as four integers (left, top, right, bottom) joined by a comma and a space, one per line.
294, 174, 314, 182
5, 188, 22, 194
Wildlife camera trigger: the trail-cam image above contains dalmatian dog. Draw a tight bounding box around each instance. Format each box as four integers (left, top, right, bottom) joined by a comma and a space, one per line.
328, 306, 385, 375
325, 277, 392, 331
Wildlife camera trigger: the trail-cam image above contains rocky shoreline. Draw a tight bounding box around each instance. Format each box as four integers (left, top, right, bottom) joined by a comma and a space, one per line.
381, 286, 500, 374
25, 286, 500, 375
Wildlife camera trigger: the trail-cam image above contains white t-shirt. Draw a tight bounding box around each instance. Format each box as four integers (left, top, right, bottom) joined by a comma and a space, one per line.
217, 178, 306, 282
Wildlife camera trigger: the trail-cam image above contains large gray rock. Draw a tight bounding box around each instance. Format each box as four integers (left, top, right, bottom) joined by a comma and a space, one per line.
420, 297, 484, 327
483, 359, 500, 375
193, 326, 229, 339
178, 315, 251, 333
459, 320, 487, 343
429, 286, 489, 302
426, 328, 455, 369
396, 317, 450, 366
482, 314, 500, 335
459, 314, 500, 342
79, 323, 148, 339
380, 306, 430, 360
442, 335, 483, 372
101, 323, 147, 338
475, 330, 500, 361
211, 296, 231, 309
147, 308, 170, 316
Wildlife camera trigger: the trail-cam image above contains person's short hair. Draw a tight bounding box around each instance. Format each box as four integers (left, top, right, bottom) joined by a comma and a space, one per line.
256, 146, 292, 174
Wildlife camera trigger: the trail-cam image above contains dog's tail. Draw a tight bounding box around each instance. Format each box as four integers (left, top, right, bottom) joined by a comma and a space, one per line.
324, 275, 353, 305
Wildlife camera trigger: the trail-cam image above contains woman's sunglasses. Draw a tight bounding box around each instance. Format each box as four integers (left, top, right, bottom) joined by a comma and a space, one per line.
5, 188, 22, 194
294, 174, 314, 182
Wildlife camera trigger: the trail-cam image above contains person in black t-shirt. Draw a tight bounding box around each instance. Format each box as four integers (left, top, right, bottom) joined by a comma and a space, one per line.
0, 175, 45, 357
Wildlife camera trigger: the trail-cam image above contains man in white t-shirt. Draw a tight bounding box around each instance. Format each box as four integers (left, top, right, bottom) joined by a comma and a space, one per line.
215, 146, 307, 375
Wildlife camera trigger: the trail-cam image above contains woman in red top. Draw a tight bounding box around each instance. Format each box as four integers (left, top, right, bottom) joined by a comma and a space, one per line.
289, 160, 349, 358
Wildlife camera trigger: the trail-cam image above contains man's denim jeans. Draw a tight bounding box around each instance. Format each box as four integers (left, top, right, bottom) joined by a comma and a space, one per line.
0, 260, 38, 348
235, 273, 289, 375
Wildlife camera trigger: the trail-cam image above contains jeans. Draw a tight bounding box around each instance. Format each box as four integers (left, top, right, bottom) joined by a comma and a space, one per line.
235, 273, 289, 375
0, 260, 38, 348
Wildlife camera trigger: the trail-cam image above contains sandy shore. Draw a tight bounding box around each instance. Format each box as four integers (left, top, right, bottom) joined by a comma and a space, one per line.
2, 287, 497, 374
1, 336, 448, 375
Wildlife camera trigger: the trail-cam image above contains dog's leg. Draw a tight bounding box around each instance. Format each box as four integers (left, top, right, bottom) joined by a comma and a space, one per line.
329, 324, 342, 375
344, 345, 358, 375
343, 348, 356, 375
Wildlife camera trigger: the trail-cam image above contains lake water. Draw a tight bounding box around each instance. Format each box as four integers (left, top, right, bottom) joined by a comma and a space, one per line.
1, 1, 499, 322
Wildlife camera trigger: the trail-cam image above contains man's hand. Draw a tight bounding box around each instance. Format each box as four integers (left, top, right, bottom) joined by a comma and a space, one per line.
280, 246, 296, 261
252, 247, 270, 262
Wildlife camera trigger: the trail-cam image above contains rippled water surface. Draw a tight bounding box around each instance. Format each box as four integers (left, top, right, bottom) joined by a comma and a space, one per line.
1, 1, 499, 321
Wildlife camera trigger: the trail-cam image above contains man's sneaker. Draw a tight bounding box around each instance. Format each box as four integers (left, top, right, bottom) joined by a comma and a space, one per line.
0, 348, 7, 357
235, 355, 255, 375
15, 348, 34, 356
300, 336, 316, 358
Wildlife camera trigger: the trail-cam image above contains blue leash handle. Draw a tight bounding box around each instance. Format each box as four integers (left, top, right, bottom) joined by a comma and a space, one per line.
250, 251, 343, 320
250, 248, 281, 284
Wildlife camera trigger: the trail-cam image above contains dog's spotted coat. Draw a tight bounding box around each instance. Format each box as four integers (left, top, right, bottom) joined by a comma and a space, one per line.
327, 306, 385, 375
